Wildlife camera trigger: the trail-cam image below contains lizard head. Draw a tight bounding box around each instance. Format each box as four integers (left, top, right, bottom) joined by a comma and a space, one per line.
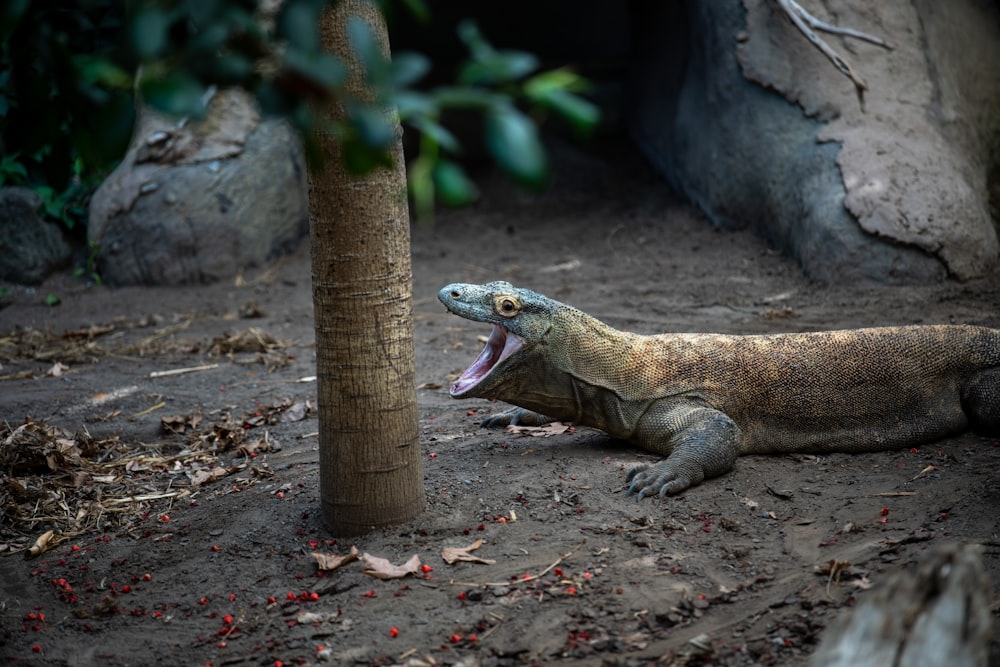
438, 281, 555, 398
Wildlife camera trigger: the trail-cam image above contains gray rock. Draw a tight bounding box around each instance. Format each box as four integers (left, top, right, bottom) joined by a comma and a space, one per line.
88, 89, 309, 286
0, 187, 73, 285
811, 544, 990, 667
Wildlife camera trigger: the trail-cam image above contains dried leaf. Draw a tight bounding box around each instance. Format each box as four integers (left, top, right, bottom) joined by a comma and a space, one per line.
505, 422, 571, 437
313, 545, 360, 571
815, 559, 852, 578
442, 539, 496, 565
45, 362, 69, 377
161, 413, 203, 434
189, 466, 231, 487
210, 328, 283, 354
362, 552, 421, 580
765, 485, 793, 500
837, 521, 862, 534
28, 530, 55, 557
274, 401, 308, 424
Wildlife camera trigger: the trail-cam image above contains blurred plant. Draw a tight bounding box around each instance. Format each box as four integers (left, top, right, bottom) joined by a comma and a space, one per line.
0, 1, 599, 224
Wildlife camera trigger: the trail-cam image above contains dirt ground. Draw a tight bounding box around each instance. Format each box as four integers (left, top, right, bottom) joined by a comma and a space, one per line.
1, 142, 999, 666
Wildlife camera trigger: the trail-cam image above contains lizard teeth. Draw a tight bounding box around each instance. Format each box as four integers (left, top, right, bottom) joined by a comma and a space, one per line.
451, 324, 523, 396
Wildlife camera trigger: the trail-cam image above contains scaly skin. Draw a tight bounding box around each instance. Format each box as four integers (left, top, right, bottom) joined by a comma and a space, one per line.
438, 281, 1000, 499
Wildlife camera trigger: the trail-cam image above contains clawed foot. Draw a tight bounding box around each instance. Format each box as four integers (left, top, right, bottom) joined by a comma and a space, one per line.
480, 407, 553, 428
625, 463, 699, 500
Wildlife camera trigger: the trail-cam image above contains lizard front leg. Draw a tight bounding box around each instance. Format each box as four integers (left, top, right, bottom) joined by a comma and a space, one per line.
627, 403, 742, 500
480, 406, 555, 428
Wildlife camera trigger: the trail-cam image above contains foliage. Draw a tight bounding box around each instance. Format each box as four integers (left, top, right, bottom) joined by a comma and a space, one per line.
0, 1, 600, 225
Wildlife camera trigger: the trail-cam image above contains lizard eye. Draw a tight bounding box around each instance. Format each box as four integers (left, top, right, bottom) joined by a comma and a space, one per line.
494, 295, 520, 317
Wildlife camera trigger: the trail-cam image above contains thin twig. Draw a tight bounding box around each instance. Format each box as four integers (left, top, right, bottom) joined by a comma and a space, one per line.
449, 539, 586, 588
149, 364, 219, 379
774, 0, 893, 108
790, 1, 893, 48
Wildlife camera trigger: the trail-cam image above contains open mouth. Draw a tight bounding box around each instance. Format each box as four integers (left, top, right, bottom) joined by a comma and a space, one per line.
450, 324, 524, 396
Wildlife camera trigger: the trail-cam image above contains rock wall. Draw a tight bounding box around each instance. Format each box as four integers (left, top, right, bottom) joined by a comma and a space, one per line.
627, 0, 1000, 284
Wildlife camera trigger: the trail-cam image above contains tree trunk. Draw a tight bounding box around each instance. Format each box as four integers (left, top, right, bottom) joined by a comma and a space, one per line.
309, 0, 424, 535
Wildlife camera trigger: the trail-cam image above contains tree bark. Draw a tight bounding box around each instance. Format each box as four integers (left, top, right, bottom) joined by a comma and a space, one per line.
309, 0, 424, 535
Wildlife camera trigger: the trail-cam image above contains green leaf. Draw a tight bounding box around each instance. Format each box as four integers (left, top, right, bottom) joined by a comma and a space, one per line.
524, 68, 591, 95
185, 0, 222, 25
0, 154, 27, 186
283, 49, 347, 90
484, 105, 548, 189
394, 91, 435, 119
44, 293, 61, 307
430, 86, 499, 110
456, 20, 489, 60
433, 159, 478, 207
0, 0, 29, 42
456, 20, 536, 85
410, 117, 460, 154
73, 55, 132, 89
347, 14, 388, 85
408, 155, 434, 221
349, 104, 395, 149
340, 133, 393, 175
189, 22, 230, 54
534, 89, 600, 134
277, 0, 322, 55
130, 5, 170, 61
391, 52, 430, 89
398, 0, 430, 24
140, 71, 207, 118
458, 50, 537, 86
209, 53, 254, 84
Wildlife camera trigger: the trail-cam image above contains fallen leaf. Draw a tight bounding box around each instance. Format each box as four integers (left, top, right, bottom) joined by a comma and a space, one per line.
45, 362, 69, 377
362, 552, 421, 580
837, 521, 862, 534
274, 401, 309, 424
161, 412, 202, 434
815, 559, 852, 580
189, 466, 232, 487
313, 545, 359, 571
442, 539, 496, 565
765, 485, 793, 500
28, 530, 55, 557
505, 422, 571, 437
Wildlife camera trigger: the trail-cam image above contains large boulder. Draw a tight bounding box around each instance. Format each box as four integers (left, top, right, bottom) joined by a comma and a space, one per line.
88, 89, 309, 286
0, 187, 73, 285
627, 0, 1000, 284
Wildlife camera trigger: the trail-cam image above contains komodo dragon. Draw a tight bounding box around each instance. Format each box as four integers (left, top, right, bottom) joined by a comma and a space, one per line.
438, 281, 1000, 500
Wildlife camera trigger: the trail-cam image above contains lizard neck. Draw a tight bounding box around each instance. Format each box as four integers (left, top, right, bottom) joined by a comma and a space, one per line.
491, 305, 640, 430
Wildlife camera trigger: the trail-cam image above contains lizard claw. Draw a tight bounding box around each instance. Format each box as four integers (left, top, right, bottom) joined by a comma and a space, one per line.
480, 407, 554, 429
625, 462, 695, 500
480, 407, 526, 428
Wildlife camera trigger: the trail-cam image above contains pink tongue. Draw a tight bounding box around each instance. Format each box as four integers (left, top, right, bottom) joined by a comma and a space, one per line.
450, 325, 521, 395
